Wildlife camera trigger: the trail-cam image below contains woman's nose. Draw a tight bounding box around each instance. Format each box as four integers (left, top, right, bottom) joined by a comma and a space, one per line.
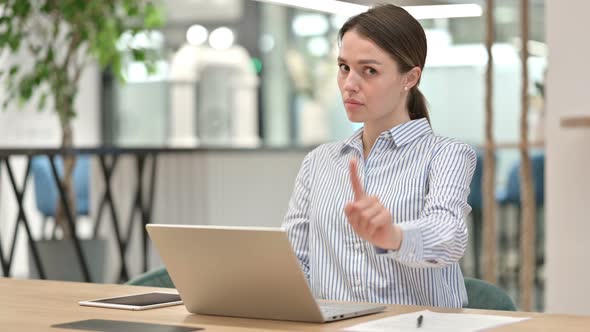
343, 73, 360, 93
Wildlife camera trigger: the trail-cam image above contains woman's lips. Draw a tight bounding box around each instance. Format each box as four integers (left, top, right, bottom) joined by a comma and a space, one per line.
344, 98, 364, 111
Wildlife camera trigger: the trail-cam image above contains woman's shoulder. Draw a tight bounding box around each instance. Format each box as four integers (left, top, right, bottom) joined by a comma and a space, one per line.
304, 141, 347, 161
424, 135, 476, 160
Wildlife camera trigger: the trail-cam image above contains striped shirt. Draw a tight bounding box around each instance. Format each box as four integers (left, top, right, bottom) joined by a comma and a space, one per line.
282, 118, 476, 307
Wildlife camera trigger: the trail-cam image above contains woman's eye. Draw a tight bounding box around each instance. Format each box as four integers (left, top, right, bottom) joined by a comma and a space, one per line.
365, 67, 377, 75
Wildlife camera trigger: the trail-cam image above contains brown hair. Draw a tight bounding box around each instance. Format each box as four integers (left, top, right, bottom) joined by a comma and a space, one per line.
338, 4, 429, 122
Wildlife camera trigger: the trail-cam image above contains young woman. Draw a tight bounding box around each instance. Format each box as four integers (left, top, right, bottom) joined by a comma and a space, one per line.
283, 4, 476, 308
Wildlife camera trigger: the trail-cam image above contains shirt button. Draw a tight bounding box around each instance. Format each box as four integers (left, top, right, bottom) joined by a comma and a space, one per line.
355, 279, 361, 286
354, 243, 361, 250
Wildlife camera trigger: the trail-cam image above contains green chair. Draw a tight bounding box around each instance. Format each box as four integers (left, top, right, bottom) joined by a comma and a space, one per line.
464, 277, 517, 311
125, 267, 175, 288
127, 270, 516, 311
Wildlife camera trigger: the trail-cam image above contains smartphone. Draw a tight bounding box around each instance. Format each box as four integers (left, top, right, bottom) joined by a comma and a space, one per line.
79, 292, 182, 310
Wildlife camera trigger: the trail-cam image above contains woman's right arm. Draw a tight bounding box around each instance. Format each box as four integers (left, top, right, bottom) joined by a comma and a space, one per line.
282, 152, 313, 280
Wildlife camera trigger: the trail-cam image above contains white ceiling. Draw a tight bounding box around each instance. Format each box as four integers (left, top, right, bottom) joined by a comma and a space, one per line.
157, 0, 544, 26
155, 0, 244, 23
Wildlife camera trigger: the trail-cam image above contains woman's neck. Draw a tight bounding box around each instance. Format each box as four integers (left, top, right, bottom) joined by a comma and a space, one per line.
361, 112, 411, 158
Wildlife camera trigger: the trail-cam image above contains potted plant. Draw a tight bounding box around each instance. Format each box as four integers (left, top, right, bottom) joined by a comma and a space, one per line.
0, 0, 164, 281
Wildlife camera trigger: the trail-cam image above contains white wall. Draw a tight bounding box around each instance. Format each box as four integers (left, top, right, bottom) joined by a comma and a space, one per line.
545, 0, 590, 315
0, 64, 101, 147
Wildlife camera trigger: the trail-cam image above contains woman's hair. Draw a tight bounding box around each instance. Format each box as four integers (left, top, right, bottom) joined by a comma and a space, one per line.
338, 4, 429, 122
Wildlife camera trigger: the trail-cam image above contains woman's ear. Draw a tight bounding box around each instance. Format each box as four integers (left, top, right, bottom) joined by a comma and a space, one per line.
404, 67, 422, 89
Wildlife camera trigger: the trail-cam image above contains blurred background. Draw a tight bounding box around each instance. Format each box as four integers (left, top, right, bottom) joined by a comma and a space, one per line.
3, 0, 589, 317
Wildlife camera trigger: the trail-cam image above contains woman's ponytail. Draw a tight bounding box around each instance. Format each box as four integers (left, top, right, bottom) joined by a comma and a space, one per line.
408, 87, 430, 123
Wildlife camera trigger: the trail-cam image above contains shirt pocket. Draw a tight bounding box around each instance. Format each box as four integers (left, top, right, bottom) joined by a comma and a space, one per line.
382, 182, 425, 223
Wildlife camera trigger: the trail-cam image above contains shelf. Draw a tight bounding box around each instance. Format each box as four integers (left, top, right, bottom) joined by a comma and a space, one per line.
561, 116, 590, 128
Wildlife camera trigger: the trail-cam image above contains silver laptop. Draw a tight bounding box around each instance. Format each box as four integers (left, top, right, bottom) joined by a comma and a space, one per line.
146, 224, 386, 323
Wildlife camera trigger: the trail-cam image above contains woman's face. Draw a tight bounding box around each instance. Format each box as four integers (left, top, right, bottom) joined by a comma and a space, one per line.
337, 29, 410, 127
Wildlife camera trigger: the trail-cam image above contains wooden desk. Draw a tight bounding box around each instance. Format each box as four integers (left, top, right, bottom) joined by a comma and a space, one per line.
2, 278, 589, 331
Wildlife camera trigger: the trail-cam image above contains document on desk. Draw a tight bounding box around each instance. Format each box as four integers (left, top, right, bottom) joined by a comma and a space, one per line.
343, 310, 530, 332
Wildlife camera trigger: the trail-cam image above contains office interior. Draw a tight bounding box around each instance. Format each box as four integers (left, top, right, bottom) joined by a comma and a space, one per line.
0, 0, 588, 318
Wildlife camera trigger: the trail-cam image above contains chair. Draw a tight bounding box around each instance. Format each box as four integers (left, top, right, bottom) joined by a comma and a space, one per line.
129, 270, 515, 311
31, 155, 90, 238
130, 269, 517, 311
125, 266, 175, 288
464, 277, 517, 311
467, 151, 484, 278
496, 152, 545, 286
496, 152, 545, 208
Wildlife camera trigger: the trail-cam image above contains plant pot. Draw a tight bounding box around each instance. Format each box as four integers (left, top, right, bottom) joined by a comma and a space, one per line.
29, 238, 108, 283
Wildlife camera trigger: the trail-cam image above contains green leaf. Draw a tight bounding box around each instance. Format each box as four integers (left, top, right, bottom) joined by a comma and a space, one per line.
124, 0, 140, 16
9, 66, 19, 77
40, 2, 52, 13
18, 76, 35, 101
131, 48, 146, 61
79, 27, 89, 41
8, 35, 21, 51
145, 61, 157, 75
13, 1, 32, 17
46, 48, 54, 62
38, 93, 48, 111
0, 32, 9, 48
111, 57, 125, 83
60, 2, 77, 21
143, 3, 164, 29
36, 62, 50, 78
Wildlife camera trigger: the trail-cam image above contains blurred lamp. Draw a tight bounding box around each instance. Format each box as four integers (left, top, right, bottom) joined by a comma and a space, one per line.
209, 27, 235, 50
186, 24, 208, 46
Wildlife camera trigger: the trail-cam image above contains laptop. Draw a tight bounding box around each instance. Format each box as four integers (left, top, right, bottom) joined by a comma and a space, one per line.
146, 224, 386, 323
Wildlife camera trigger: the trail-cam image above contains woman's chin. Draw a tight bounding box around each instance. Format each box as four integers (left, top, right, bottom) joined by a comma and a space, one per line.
346, 112, 364, 123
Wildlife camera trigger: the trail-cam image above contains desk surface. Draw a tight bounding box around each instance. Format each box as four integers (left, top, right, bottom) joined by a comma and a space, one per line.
2, 278, 589, 331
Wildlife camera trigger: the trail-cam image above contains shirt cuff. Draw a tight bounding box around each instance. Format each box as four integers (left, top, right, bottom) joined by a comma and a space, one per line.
374, 223, 423, 262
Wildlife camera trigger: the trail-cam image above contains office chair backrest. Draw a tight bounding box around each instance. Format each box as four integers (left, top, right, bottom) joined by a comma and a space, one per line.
464, 277, 517, 311
503, 152, 545, 206
125, 267, 175, 288
468, 151, 484, 210
31, 155, 90, 217
127, 269, 518, 311
130, 271, 518, 311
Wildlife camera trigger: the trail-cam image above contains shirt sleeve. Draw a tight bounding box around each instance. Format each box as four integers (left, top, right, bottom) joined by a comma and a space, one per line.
282, 152, 314, 280
376, 142, 477, 268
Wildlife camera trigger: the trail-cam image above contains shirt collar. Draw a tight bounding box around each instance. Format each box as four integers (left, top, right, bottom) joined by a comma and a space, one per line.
389, 118, 432, 147
341, 127, 364, 152
341, 118, 432, 153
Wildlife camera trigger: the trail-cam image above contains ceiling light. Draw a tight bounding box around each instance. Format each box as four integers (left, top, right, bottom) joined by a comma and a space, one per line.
209, 27, 235, 50
292, 14, 330, 37
253, 0, 483, 20
186, 25, 208, 46
405, 4, 482, 20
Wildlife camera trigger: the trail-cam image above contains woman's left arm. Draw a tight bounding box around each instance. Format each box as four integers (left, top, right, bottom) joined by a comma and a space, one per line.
379, 142, 477, 268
